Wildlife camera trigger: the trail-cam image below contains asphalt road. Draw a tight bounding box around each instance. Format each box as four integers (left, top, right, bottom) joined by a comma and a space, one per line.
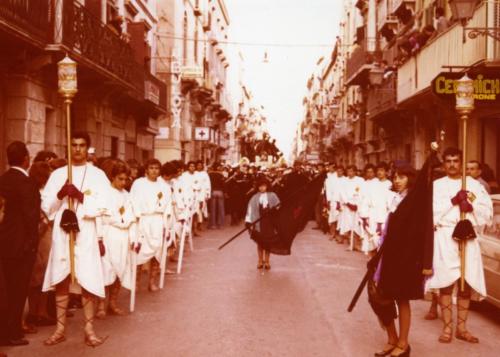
2, 223, 500, 357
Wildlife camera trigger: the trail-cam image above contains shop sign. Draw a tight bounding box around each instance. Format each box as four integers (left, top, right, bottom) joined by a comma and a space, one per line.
432, 72, 500, 102
171, 51, 182, 128
194, 127, 209, 141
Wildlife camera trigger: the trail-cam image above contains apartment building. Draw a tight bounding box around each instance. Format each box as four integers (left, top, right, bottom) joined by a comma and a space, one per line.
0, 0, 167, 168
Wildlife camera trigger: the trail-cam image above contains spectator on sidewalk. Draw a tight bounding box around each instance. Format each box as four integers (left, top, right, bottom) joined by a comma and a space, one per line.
0, 141, 41, 347
466, 160, 491, 194
208, 163, 226, 229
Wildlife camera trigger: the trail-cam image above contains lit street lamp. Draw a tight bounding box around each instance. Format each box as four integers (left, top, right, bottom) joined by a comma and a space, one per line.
454, 73, 475, 292
57, 55, 78, 284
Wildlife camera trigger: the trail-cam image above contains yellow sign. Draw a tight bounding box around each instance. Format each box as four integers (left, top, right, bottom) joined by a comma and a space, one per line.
434, 74, 500, 101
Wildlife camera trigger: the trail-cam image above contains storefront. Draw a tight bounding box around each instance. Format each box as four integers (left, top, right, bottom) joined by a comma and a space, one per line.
432, 69, 500, 192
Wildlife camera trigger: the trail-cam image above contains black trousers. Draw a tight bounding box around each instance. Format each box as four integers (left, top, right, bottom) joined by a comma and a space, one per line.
0, 253, 35, 341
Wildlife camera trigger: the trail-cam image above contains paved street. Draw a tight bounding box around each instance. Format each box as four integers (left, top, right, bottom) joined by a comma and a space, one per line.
2, 223, 500, 357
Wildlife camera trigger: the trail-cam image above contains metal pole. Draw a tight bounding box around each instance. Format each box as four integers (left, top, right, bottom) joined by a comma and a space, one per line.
65, 98, 76, 284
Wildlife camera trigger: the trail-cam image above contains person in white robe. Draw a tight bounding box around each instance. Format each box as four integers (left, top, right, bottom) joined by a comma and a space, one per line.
324, 164, 339, 240
130, 159, 172, 292
42, 132, 109, 347
195, 160, 211, 227
181, 161, 201, 236
338, 165, 365, 246
376, 162, 393, 191
426, 148, 493, 344
99, 160, 137, 317
359, 164, 393, 254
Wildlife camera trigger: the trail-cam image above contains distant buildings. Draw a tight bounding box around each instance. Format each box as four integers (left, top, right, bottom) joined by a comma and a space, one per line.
294, 0, 500, 181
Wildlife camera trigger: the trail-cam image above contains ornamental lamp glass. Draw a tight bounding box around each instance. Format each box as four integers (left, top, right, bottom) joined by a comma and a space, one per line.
57, 55, 78, 98
455, 74, 475, 112
449, 0, 477, 23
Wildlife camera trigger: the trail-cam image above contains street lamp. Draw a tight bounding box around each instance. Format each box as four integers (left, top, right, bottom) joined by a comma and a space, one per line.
450, 0, 500, 42
454, 73, 475, 292
57, 55, 78, 284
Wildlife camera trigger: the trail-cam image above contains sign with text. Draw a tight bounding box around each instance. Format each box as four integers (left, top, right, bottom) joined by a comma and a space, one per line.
194, 127, 209, 141
432, 72, 500, 102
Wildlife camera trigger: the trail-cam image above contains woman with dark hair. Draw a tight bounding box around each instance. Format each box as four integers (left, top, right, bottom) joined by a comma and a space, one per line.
245, 177, 280, 270
25, 161, 56, 329
373, 165, 416, 357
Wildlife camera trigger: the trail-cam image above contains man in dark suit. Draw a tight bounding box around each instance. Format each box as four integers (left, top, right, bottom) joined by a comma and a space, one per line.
0, 141, 40, 346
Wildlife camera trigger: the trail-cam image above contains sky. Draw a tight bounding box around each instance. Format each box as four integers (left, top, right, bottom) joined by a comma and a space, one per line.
225, 0, 342, 159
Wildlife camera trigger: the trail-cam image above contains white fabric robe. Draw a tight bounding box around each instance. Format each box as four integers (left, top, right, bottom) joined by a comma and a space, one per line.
358, 179, 393, 252
101, 187, 136, 289
425, 176, 493, 298
42, 163, 110, 298
338, 176, 365, 236
130, 177, 172, 265
195, 170, 211, 218
325, 173, 341, 224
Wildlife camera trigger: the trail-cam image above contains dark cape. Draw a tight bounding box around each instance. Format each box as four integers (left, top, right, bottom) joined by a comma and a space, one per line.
272, 173, 325, 255
377, 153, 437, 301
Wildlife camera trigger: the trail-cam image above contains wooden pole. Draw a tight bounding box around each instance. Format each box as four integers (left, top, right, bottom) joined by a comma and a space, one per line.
65, 98, 76, 284
459, 112, 468, 292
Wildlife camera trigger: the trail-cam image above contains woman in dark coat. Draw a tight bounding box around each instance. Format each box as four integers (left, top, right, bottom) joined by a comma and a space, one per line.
373, 158, 435, 357
245, 177, 280, 270
0, 195, 6, 312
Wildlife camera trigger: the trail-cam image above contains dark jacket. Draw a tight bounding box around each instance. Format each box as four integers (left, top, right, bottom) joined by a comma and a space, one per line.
0, 168, 41, 259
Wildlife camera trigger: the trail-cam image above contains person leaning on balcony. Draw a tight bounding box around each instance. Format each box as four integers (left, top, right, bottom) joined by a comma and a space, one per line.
435, 7, 449, 33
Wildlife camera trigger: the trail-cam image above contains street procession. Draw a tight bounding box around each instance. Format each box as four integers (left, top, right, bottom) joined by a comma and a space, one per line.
1, 1, 500, 357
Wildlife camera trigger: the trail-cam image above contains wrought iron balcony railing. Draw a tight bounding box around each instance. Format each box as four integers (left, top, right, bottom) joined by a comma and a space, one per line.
366, 74, 397, 119
345, 40, 379, 85
60, 0, 144, 93
0, 0, 50, 45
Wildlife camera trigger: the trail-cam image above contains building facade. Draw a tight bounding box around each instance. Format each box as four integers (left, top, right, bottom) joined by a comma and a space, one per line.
155, 0, 233, 165
0, 0, 167, 169
296, 0, 500, 182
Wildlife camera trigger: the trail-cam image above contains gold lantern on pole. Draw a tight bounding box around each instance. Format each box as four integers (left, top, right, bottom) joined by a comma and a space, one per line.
57, 55, 78, 284
454, 74, 475, 291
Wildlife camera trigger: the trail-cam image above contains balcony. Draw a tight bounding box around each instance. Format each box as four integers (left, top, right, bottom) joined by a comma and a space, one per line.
377, 0, 399, 32
391, 0, 415, 14
56, 0, 145, 95
367, 74, 397, 119
144, 71, 167, 112
0, 0, 50, 46
345, 40, 380, 85
397, 1, 498, 103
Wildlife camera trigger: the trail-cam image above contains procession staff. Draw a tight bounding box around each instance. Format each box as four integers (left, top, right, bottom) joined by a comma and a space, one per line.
100, 160, 137, 316
130, 159, 172, 292
426, 148, 492, 344
42, 132, 109, 347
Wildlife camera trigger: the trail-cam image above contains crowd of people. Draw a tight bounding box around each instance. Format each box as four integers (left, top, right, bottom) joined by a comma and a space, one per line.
0, 131, 322, 353
0, 130, 497, 356
315, 150, 494, 357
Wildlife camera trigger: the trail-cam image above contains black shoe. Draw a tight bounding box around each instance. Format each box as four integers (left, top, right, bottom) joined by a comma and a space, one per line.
390, 345, 410, 357
8, 338, 29, 346
374, 345, 395, 357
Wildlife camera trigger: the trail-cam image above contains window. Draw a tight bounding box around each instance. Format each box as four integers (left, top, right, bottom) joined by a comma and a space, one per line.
111, 137, 118, 158
194, 21, 199, 63
183, 11, 188, 63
